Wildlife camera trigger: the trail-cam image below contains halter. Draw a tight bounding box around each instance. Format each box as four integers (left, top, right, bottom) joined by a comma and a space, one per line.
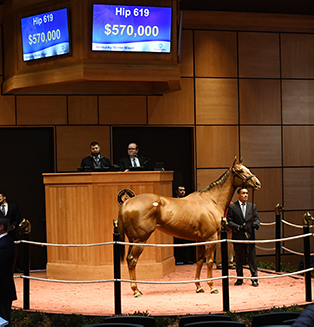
232, 167, 255, 188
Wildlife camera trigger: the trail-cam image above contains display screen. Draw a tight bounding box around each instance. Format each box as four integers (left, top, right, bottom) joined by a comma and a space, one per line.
21, 8, 70, 62
92, 4, 172, 53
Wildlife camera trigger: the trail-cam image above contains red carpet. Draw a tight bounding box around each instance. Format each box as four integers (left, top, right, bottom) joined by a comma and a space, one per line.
13, 265, 312, 316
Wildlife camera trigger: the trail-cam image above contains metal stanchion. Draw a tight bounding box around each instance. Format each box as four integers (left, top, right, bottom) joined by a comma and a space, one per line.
113, 219, 122, 314
302, 212, 313, 302
19, 218, 31, 310
221, 217, 230, 312
275, 204, 284, 272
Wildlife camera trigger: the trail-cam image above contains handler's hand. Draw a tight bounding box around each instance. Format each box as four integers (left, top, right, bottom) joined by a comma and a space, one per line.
239, 223, 246, 232
253, 222, 259, 230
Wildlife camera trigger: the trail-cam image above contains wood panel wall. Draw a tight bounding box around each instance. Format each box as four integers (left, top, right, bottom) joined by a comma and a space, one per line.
1, 8, 314, 265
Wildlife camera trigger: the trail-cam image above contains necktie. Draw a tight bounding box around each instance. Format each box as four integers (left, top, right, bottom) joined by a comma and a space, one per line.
133, 158, 137, 167
241, 202, 246, 217
1, 204, 5, 216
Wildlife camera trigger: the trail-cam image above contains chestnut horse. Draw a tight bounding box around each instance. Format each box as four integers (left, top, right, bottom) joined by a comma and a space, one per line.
118, 157, 261, 297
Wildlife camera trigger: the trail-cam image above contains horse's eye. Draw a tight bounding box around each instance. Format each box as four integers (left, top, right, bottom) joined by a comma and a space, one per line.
238, 169, 244, 173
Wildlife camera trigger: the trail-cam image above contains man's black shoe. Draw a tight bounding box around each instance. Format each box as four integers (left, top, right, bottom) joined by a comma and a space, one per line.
234, 279, 243, 286
252, 280, 259, 287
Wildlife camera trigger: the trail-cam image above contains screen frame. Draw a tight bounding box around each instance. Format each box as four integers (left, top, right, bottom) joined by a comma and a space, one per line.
20, 7, 71, 62
91, 4, 172, 54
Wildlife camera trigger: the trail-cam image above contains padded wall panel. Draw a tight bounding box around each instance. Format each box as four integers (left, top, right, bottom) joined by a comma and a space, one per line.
196, 78, 238, 124
194, 30, 237, 77
284, 168, 314, 210
239, 79, 281, 124
180, 30, 194, 77
196, 126, 239, 168
99, 96, 146, 125
17, 95, 67, 125
56, 126, 110, 172
238, 32, 280, 78
281, 34, 314, 79
282, 80, 314, 124
283, 126, 314, 166
240, 126, 281, 167
68, 96, 98, 125
148, 78, 194, 124
250, 168, 283, 211
197, 168, 227, 192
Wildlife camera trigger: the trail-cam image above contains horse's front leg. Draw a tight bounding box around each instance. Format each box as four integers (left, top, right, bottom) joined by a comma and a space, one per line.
127, 244, 144, 297
194, 245, 205, 293
206, 243, 219, 294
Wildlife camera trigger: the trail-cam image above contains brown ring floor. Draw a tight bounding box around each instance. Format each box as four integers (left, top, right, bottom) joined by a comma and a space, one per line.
13, 265, 313, 316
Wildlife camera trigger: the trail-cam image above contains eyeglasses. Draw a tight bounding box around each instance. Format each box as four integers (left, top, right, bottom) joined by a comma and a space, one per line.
128, 148, 136, 150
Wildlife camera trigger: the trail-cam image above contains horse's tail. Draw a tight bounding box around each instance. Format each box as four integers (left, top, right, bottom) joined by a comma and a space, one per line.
118, 207, 126, 261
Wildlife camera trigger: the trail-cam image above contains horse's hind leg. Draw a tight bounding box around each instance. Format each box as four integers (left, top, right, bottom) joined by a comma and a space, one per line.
127, 244, 144, 297
194, 245, 205, 293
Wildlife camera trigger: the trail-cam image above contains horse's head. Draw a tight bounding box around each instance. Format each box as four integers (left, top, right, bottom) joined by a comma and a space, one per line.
232, 157, 261, 190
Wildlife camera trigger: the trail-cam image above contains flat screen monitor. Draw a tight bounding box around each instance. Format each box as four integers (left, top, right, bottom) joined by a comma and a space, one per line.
92, 4, 172, 53
21, 8, 70, 62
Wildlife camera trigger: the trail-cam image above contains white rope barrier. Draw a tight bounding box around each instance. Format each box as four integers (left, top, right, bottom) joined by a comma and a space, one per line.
15, 240, 115, 247
16, 267, 314, 285
227, 233, 313, 244
256, 245, 276, 251
281, 219, 304, 229
260, 221, 276, 226
19, 275, 115, 283
281, 246, 304, 256
14, 233, 313, 248
15, 210, 314, 314
282, 245, 314, 256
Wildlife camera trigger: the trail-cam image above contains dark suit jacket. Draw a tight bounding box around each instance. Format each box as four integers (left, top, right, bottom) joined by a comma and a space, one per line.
119, 155, 149, 171
3, 203, 22, 235
0, 234, 17, 302
80, 155, 110, 171
227, 201, 260, 240
291, 304, 314, 326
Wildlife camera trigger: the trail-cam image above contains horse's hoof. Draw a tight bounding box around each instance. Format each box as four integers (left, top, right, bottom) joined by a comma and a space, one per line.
196, 287, 205, 293
134, 291, 143, 298
210, 288, 219, 294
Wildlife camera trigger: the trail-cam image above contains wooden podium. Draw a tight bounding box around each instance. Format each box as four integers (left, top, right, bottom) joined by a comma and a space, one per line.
43, 171, 175, 281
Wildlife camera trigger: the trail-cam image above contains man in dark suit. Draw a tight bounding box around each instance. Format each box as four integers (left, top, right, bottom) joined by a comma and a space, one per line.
227, 187, 260, 287
119, 143, 149, 171
80, 141, 111, 171
0, 216, 17, 326
0, 192, 22, 241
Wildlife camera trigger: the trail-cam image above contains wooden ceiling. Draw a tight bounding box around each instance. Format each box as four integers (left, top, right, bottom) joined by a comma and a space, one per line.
0, 0, 312, 15
180, 0, 314, 15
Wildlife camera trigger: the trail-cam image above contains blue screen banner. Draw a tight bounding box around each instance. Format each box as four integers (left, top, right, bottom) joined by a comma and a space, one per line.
21, 8, 70, 61
92, 4, 172, 53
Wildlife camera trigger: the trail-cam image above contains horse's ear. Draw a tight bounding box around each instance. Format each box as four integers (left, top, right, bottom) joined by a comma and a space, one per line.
233, 156, 238, 165
239, 156, 244, 164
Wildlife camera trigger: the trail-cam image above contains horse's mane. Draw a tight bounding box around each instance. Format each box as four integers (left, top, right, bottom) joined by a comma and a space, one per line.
199, 168, 231, 194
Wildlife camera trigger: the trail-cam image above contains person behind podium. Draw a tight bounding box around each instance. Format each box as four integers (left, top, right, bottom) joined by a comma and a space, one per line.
80, 141, 111, 171
119, 143, 149, 172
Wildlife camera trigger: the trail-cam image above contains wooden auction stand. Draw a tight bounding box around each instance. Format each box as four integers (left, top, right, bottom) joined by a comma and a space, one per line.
43, 171, 175, 281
